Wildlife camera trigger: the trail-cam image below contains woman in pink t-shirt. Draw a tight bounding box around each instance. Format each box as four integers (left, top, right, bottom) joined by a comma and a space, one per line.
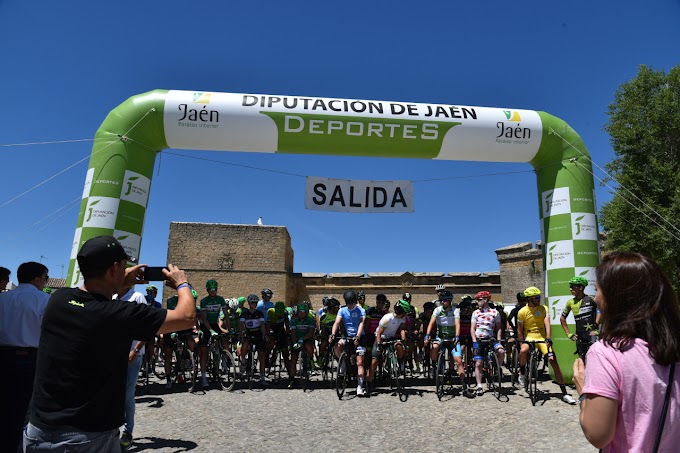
573, 252, 680, 452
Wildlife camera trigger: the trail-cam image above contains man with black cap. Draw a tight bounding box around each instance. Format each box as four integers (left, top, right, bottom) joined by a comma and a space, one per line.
24, 236, 196, 452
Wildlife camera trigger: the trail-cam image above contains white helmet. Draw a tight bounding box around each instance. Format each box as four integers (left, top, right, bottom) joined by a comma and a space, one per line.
435, 284, 445, 291
229, 298, 239, 310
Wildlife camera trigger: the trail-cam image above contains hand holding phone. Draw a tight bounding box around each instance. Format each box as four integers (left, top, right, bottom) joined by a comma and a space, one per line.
144, 266, 166, 282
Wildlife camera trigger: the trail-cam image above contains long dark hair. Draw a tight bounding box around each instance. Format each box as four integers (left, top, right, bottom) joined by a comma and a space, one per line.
597, 252, 680, 365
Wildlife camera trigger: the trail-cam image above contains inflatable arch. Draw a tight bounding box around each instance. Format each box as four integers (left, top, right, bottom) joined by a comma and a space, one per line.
68, 89, 600, 380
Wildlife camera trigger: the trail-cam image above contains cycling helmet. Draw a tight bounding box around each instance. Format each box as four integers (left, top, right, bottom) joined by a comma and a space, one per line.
357, 291, 366, 300
237, 296, 246, 305
523, 287, 541, 298
394, 299, 411, 315
435, 284, 445, 292
516, 292, 527, 301
322, 296, 329, 306
43, 287, 52, 294
495, 302, 505, 310
206, 279, 218, 290
229, 298, 240, 310
461, 294, 473, 301
440, 290, 454, 301
146, 285, 158, 292
326, 297, 340, 308
343, 289, 357, 304
191, 289, 198, 300
297, 302, 309, 312
384, 300, 391, 310
569, 276, 588, 287
246, 293, 259, 303
423, 301, 435, 311
475, 291, 491, 300
261, 288, 273, 296
376, 293, 387, 302
402, 292, 412, 301
275, 301, 286, 314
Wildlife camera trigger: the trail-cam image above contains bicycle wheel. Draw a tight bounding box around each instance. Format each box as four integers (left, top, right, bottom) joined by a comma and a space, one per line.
488, 351, 502, 399
435, 351, 447, 400
391, 352, 402, 397
335, 352, 349, 399
247, 350, 254, 391
220, 350, 236, 391
528, 350, 539, 405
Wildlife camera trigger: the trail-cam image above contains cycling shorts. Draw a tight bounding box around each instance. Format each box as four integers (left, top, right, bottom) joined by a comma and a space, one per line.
242, 332, 266, 352
291, 338, 314, 356
434, 338, 462, 358
338, 336, 368, 356
272, 330, 289, 349
163, 329, 195, 348
473, 340, 504, 361
524, 336, 553, 358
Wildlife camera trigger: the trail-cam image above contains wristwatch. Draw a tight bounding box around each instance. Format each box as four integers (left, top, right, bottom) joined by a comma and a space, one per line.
578, 393, 587, 408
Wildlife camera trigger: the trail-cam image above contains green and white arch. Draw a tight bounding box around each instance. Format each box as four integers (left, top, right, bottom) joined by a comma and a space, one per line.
68, 89, 599, 380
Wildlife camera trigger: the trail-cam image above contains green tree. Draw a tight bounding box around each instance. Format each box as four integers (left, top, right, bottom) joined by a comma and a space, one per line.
600, 64, 680, 291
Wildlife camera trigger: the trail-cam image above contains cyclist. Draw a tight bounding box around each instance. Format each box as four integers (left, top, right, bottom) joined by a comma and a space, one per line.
144, 285, 162, 373
145, 285, 162, 308
330, 290, 368, 396
267, 301, 292, 383
198, 280, 229, 389
471, 291, 505, 396
402, 292, 420, 373
371, 299, 410, 386
318, 297, 340, 369
257, 288, 275, 320
163, 289, 199, 389
289, 302, 317, 388
417, 301, 436, 373
240, 294, 270, 384
433, 284, 446, 307
560, 276, 600, 359
357, 291, 369, 311
424, 290, 466, 388
364, 294, 388, 388
517, 287, 576, 404
457, 295, 475, 373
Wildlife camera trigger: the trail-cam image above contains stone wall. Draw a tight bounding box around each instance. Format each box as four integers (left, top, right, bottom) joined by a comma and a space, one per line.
495, 241, 544, 306
165, 222, 294, 303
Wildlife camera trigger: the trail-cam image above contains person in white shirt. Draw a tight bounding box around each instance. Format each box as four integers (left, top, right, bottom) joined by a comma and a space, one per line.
116, 286, 148, 449
0, 261, 49, 452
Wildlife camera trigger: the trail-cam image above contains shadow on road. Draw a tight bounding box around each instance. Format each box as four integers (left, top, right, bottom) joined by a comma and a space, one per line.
129, 436, 197, 452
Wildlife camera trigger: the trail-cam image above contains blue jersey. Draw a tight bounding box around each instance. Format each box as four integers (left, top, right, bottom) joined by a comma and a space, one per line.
256, 300, 274, 321
337, 305, 366, 337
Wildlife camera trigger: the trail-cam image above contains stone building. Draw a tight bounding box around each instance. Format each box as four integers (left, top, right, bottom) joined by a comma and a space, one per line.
165, 222, 542, 311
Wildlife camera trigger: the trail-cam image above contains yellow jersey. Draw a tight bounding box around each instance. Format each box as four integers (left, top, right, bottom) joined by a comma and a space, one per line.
517, 304, 547, 340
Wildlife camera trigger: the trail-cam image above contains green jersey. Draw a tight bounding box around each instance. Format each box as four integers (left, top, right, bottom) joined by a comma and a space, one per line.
290, 316, 316, 341
200, 295, 227, 324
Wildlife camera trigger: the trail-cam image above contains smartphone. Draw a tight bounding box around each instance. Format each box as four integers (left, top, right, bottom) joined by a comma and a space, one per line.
144, 266, 166, 282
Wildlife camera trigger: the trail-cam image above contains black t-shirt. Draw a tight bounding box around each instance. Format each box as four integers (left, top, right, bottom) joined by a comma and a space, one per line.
30, 287, 167, 432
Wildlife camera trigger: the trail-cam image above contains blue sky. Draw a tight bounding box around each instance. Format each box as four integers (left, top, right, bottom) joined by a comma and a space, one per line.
1, 1, 679, 287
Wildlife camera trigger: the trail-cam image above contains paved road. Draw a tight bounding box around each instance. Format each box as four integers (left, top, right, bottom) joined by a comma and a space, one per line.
129, 370, 596, 453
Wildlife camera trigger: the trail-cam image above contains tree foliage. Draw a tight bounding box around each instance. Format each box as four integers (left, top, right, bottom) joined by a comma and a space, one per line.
600, 64, 680, 291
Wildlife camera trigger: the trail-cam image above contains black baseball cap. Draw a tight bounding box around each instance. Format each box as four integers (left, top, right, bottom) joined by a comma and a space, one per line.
77, 236, 136, 271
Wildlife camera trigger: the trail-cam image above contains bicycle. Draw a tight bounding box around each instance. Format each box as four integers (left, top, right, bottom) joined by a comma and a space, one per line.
292, 341, 312, 391
433, 338, 465, 400
378, 340, 404, 399
207, 333, 236, 391
171, 333, 197, 391
240, 334, 264, 390
520, 340, 549, 406
507, 337, 521, 386
334, 336, 358, 400
477, 339, 503, 399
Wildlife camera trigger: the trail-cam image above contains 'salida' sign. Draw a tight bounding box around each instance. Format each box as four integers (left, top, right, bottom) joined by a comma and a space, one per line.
305, 177, 414, 213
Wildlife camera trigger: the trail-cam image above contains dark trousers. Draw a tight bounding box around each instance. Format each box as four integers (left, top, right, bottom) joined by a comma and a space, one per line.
0, 347, 37, 453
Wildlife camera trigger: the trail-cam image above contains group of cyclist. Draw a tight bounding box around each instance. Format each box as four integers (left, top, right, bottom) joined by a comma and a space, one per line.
158, 275, 600, 402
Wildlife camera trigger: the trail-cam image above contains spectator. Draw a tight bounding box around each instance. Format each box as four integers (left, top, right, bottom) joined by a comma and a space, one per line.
24, 236, 195, 452
0, 266, 10, 291
573, 252, 680, 452
0, 261, 49, 453
115, 286, 148, 450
